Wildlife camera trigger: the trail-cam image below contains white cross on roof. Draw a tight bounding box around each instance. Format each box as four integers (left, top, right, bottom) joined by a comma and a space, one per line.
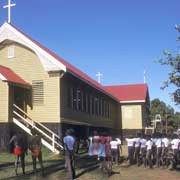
3, 0, 16, 23
96, 72, 103, 84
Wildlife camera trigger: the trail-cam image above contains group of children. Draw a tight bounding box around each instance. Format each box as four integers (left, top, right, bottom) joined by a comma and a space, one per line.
86, 130, 180, 170
126, 132, 180, 169
88, 131, 122, 165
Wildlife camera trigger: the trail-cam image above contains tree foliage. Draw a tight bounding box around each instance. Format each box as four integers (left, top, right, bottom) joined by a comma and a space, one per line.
150, 98, 179, 129
159, 25, 180, 105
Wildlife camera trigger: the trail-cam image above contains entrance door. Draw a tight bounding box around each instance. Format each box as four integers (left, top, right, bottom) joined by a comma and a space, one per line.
14, 86, 26, 111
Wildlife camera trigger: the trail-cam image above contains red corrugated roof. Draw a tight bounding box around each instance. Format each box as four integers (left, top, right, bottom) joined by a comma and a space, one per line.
104, 84, 148, 102
0, 65, 30, 86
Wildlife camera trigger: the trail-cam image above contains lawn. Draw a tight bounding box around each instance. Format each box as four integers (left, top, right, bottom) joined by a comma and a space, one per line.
0, 146, 179, 180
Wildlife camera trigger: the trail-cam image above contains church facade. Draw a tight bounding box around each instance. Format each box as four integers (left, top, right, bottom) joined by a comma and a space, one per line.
0, 23, 149, 147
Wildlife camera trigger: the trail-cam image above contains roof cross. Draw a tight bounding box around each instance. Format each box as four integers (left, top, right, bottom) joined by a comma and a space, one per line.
3, 0, 16, 23
96, 72, 103, 84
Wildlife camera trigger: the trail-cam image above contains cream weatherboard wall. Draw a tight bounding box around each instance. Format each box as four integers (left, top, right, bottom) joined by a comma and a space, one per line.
121, 104, 142, 129
0, 42, 60, 123
0, 81, 8, 122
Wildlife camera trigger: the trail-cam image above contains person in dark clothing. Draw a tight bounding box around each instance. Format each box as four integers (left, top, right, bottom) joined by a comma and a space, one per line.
9, 132, 28, 175
29, 128, 44, 175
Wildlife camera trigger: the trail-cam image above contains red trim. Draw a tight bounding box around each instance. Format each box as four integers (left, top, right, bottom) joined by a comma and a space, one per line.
0, 65, 30, 86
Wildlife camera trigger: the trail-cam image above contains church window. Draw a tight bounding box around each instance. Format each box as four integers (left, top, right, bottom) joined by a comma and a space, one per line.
7, 45, 15, 58
83, 92, 88, 113
72, 88, 77, 110
95, 97, 99, 116
77, 89, 82, 111
102, 99, 105, 116
67, 87, 73, 108
32, 80, 44, 105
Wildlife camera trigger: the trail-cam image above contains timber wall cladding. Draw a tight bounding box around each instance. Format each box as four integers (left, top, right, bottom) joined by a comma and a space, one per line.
0, 43, 60, 123
121, 104, 142, 129
60, 73, 119, 129
0, 81, 9, 122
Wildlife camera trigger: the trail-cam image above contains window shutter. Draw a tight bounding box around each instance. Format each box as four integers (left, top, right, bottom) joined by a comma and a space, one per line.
32, 80, 44, 105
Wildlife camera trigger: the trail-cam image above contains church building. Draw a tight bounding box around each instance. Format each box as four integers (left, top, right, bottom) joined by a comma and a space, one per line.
0, 22, 150, 151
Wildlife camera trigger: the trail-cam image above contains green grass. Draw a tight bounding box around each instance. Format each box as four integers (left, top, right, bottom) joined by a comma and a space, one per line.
0, 148, 64, 180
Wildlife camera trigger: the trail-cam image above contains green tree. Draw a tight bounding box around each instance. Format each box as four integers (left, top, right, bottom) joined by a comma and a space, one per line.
159, 25, 180, 105
150, 98, 178, 129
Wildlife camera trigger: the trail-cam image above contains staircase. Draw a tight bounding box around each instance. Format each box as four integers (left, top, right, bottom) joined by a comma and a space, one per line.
12, 104, 64, 154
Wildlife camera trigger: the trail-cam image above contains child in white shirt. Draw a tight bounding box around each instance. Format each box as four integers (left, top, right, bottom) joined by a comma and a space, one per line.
126, 135, 135, 165
146, 136, 153, 168
170, 134, 180, 169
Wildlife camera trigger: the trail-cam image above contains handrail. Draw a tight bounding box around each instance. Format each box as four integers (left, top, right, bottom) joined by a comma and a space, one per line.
13, 104, 61, 140
13, 104, 64, 151
13, 111, 63, 149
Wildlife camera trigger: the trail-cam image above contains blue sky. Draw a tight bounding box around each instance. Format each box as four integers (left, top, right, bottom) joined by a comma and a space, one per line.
0, 0, 180, 111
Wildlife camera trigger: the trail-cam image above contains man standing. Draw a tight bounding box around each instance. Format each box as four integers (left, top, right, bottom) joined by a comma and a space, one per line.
64, 129, 75, 180
134, 132, 141, 165
155, 133, 163, 168
9, 132, 28, 175
126, 135, 135, 165
29, 128, 44, 175
110, 137, 119, 164
162, 133, 169, 167
170, 134, 180, 170
146, 136, 153, 168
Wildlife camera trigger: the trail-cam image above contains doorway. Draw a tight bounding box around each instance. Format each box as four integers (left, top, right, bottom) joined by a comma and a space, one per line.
14, 86, 26, 111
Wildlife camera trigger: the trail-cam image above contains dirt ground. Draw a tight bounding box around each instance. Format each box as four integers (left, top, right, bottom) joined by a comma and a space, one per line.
76, 165, 180, 180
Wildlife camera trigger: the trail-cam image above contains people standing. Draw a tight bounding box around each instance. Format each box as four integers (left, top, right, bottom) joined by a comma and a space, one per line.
155, 133, 163, 168
92, 131, 100, 157
151, 133, 157, 165
170, 134, 180, 170
63, 129, 76, 180
104, 134, 112, 176
146, 135, 153, 168
134, 132, 141, 165
88, 134, 93, 156
9, 132, 28, 175
116, 137, 122, 163
140, 134, 147, 167
162, 133, 169, 168
110, 138, 119, 164
98, 132, 106, 162
29, 128, 44, 175
126, 135, 135, 165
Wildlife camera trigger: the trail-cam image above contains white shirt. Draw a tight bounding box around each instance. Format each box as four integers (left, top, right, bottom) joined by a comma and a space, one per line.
151, 138, 157, 145
146, 140, 153, 150
126, 138, 135, 147
156, 138, 162, 148
63, 135, 75, 151
162, 138, 169, 148
116, 138, 121, 145
110, 140, 119, 149
140, 138, 147, 148
171, 139, 180, 150
134, 137, 141, 148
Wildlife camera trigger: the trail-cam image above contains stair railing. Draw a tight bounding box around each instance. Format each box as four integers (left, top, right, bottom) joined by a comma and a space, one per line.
13, 104, 64, 152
